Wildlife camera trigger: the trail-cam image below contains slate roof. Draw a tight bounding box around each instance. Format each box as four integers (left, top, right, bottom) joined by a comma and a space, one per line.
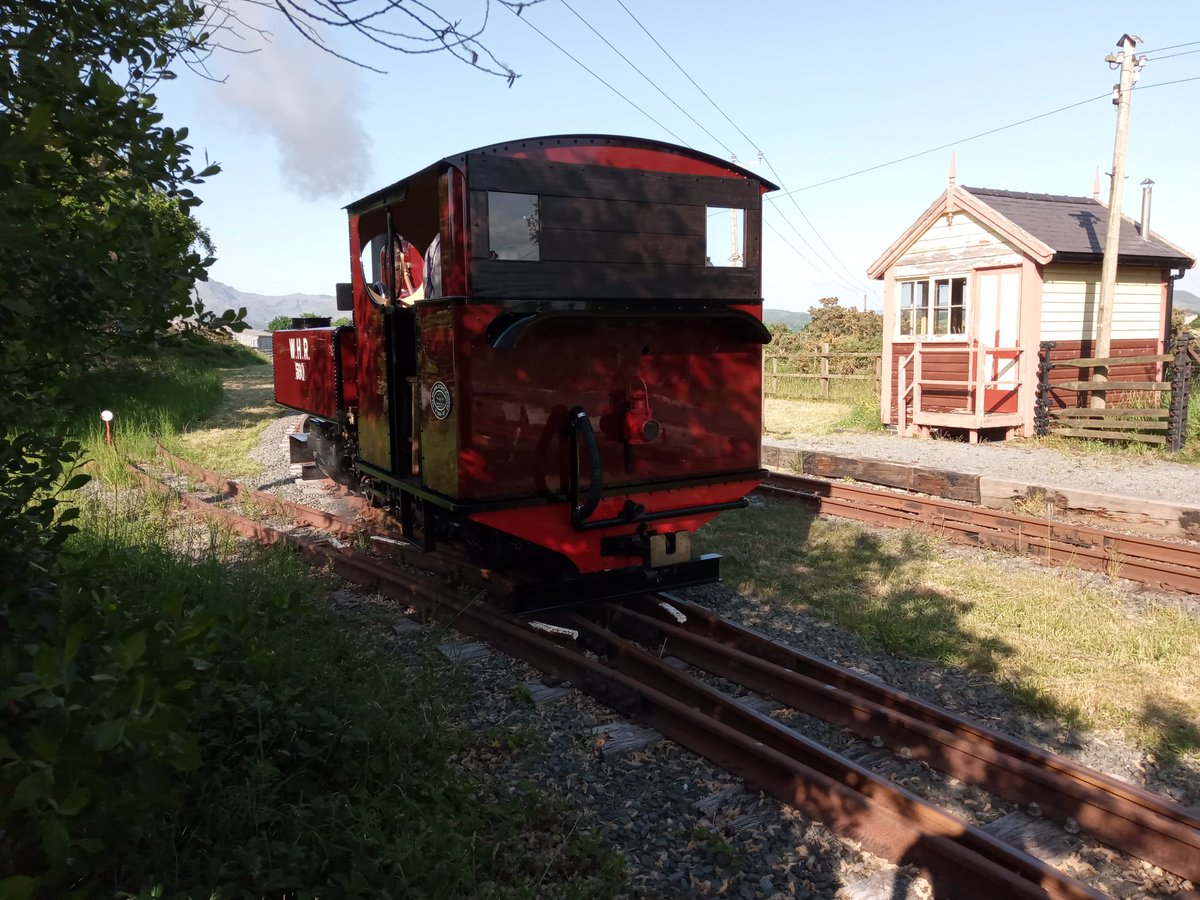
962, 186, 1194, 265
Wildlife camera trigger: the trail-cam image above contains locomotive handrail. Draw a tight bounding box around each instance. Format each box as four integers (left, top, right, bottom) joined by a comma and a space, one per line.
568, 407, 605, 528
486, 300, 772, 350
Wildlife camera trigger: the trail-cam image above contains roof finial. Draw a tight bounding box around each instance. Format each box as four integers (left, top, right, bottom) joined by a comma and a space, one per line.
948, 150, 957, 187
1092, 166, 1101, 202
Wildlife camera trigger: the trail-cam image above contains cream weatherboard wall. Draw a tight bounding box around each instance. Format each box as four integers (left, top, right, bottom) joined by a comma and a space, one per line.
1040, 264, 1165, 340
891, 211, 1024, 278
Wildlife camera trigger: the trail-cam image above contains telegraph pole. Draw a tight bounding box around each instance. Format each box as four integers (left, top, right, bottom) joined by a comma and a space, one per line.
1092, 33, 1146, 408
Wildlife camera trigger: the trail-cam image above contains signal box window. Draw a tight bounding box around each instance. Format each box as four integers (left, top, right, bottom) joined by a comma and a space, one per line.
898, 277, 966, 337
488, 192, 540, 261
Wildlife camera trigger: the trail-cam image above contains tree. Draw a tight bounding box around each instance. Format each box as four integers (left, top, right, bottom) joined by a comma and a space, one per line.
267, 314, 294, 332
208, 0, 543, 84
1, 5, 242, 883
1, 1, 242, 425
806, 297, 883, 345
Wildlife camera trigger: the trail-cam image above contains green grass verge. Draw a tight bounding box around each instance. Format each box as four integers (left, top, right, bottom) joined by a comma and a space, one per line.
697, 502, 1200, 759
3, 334, 626, 898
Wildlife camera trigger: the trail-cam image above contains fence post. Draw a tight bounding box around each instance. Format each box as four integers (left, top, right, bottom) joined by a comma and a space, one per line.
1035, 341, 1056, 437
1167, 333, 1193, 452
820, 343, 830, 398
770, 356, 778, 398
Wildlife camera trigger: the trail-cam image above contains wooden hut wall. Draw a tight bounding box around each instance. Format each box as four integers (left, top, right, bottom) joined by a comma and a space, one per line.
1040, 264, 1164, 341
887, 341, 973, 420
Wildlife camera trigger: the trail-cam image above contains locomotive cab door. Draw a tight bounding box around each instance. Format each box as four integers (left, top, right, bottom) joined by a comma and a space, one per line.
351, 195, 439, 481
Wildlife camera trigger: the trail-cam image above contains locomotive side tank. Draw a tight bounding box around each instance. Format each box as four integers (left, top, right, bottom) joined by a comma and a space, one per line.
274, 135, 777, 604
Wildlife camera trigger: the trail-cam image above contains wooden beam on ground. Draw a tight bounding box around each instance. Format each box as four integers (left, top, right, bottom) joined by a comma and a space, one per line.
762, 444, 981, 503
1049, 427, 1168, 443
979, 477, 1200, 540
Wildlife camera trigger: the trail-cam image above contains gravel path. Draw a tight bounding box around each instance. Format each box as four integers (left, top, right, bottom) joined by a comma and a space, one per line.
766, 431, 1200, 508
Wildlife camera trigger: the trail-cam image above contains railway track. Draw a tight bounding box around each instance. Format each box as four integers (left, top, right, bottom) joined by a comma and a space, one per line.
759, 471, 1200, 595
133, 452, 1200, 898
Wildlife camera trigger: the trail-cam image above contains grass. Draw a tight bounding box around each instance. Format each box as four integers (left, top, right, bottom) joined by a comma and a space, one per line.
17, 333, 628, 897
765, 379, 883, 438
62, 332, 275, 483
697, 502, 1200, 760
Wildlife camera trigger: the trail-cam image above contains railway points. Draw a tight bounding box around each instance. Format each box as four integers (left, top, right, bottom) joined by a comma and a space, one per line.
133, 448, 1200, 899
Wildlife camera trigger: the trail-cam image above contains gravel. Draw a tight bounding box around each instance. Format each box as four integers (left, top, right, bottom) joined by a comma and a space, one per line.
245, 420, 1199, 898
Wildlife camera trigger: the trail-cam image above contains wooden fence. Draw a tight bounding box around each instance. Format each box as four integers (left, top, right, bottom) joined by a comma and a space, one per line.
765, 344, 882, 398
1034, 335, 1194, 450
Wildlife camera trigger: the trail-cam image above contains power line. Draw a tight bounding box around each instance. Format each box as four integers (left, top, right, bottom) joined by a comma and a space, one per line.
761, 153, 878, 298
775, 92, 1111, 198
556, 0, 736, 157
1139, 40, 1200, 54
507, 5, 864, 293
1133, 73, 1200, 90
503, 6, 689, 146
1142, 48, 1200, 62
613, 0, 757, 152
612, 0, 875, 296
763, 207, 864, 298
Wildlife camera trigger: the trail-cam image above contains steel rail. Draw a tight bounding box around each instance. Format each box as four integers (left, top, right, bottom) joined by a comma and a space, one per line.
601, 596, 1200, 883
759, 472, 1200, 595
557, 611, 1103, 900
132, 462, 1105, 899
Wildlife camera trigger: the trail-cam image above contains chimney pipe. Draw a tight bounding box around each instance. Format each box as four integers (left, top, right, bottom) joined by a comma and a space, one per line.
1140, 178, 1154, 241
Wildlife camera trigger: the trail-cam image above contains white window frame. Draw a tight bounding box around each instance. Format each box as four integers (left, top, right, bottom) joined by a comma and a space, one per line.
896, 275, 968, 339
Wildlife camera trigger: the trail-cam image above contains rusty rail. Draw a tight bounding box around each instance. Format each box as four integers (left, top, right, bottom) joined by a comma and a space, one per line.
759, 472, 1200, 595
604, 594, 1200, 884
132, 458, 1109, 898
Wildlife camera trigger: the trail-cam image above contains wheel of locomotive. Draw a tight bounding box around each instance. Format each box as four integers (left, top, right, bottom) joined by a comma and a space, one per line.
457, 520, 511, 568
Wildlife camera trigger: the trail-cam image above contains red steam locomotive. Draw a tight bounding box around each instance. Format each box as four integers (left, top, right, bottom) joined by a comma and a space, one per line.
273, 135, 776, 606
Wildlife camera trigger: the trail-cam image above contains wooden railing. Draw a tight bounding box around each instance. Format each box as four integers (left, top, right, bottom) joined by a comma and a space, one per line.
1035, 335, 1193, 450
895, 343, 1022, 436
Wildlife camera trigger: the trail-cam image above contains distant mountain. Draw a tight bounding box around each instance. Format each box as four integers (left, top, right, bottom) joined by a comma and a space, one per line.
193, 280, 338, 330
1176, 289, 1200, 313
763, 308, 812, 332
197, 283, 818, 334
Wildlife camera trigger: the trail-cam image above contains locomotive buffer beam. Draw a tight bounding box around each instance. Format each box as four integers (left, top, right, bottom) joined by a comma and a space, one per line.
512, 554, 722, 613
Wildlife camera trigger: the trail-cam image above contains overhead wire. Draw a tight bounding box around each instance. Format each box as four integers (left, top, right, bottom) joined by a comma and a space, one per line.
1133, 73, 1200, 90
609, 0, 876, 298
1141, 48, 1200, 62
1139, 40, 1200, 54
557, 0, 737, 157
503, 6, 690, 146
774, 92, 1111, 197
502, 4, 875, 293
761, 218, 856, 293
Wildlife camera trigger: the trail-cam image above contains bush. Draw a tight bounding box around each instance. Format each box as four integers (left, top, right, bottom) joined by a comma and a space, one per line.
2, 493, 613, 897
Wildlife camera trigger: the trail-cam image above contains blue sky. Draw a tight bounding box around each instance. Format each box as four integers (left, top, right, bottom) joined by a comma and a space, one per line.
159, 0, 1200, 310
